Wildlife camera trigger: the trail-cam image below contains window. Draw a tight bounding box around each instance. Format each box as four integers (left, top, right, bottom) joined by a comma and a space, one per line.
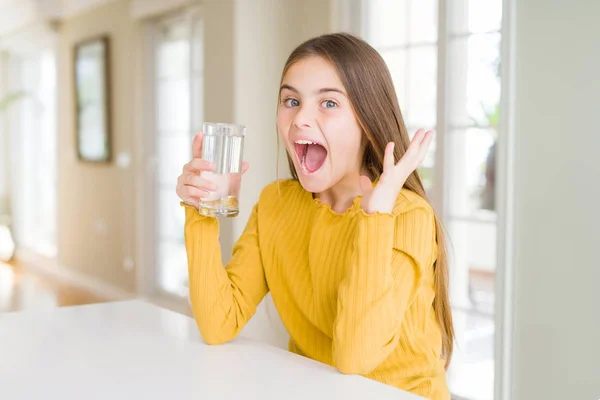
151, 10, 203, 298
9, 50, 57, 258
363, 1, 503, 399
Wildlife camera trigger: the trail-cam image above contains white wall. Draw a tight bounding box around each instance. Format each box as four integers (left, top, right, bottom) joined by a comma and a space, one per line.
512, 1, 600, 399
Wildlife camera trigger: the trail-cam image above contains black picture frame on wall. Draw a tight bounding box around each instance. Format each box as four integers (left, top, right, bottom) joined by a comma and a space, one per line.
74, 35, 111, 163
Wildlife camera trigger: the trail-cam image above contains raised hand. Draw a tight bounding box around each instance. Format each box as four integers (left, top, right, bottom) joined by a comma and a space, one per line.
359, 129, 434, 214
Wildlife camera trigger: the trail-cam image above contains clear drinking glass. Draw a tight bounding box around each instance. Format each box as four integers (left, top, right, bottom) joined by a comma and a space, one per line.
198, 122, 246, 218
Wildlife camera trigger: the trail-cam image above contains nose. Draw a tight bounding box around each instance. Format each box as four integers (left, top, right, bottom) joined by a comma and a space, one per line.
293, 104, 315, 130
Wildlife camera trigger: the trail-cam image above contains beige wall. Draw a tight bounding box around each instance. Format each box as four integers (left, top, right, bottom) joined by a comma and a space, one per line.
57, 0, 138, 292
512, 0, 600, 399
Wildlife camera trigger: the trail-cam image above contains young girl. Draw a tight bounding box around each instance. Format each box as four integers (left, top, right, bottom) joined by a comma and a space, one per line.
176, 33, 453, 400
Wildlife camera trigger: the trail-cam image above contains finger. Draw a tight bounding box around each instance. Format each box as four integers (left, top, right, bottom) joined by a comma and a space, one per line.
402, 129, 425, 163
241, 161, 250, 175
359, 175, 374, 196
229, 163, 249, 190
185, 174, 217, 191
184, 185, 212, 199
383, 142, 395, 172
411, 128, 426, 143
185, 158, 215, 173
409, 130, 434, 166
191, 133, 204, 159
177, 183, 201, 206
418, 130, 435, 160
398, 130, 435, 172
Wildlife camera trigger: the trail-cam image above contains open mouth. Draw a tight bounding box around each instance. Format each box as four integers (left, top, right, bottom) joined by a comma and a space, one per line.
293, 139, 328, 174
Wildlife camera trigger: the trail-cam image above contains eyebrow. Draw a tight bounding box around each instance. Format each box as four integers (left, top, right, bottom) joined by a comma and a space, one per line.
279, 84, 347, 97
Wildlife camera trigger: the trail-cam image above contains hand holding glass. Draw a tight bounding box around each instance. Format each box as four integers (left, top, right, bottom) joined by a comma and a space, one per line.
176, 123, 246, 217
197, 122, 246, 218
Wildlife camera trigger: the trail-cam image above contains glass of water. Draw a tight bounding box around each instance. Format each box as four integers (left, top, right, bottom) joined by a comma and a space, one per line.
199, 122, 246, 218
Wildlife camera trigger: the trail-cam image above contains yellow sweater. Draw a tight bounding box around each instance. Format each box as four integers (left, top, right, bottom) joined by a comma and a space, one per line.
183, 179, 450, 400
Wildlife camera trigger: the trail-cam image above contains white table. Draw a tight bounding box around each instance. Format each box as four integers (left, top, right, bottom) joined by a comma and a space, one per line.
0, 300, 423, 399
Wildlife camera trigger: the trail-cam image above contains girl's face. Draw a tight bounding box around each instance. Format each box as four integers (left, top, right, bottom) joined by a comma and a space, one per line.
277, 56, 363, 194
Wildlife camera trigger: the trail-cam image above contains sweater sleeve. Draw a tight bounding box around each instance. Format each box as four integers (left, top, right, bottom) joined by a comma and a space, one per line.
332, 202, 437, 375
183, 202, 268, 345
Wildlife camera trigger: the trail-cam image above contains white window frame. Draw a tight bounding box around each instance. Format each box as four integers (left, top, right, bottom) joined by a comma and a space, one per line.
494, 0, 516, 398
7, 49, 57, 259
137, 6, 203, 310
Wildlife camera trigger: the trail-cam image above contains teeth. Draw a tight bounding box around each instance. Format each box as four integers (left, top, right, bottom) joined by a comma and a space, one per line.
295, 139, 314, 145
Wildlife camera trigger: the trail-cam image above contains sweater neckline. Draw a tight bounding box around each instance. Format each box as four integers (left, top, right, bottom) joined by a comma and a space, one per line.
308, 190, 363, 217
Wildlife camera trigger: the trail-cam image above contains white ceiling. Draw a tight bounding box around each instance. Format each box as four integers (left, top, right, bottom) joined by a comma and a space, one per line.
0, 0, 118, 37
0, 0, 41, 37
39, 0, 119, 18
0, 0, 120, 55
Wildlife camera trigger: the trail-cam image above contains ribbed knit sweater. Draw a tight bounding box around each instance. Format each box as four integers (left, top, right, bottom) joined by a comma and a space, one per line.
183, 179, 450, 400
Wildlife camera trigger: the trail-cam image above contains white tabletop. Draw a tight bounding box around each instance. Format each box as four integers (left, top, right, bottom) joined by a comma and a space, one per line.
0, 300, 423, 400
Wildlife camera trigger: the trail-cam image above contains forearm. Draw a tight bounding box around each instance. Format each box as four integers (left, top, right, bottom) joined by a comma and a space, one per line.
184, 204, 268, 345
333, 212, 407, 374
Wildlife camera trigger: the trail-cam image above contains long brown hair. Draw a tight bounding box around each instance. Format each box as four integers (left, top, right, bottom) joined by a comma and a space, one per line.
279, 33, 454, 367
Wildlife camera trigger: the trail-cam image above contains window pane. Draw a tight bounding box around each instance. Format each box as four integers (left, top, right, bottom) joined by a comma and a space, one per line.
157, 240, 188, 297
366, 0, 408, 48
381, 47, 438, 128
448, 33, 501, 128
447, 218, 496, 311
406, 45, 437, 128
447, 309, 495, 400
156, 78, 190, 131
153, 14, 199, 301
380, 49, 408, 107
446, 128, 497, 217
37, 51, 58, 256
156, 20, 189, 78
446, 214, 496, 400
157, 134, 191, 186
191, 16, 204, 72
191, 73, 204, 133
408, 0, 438, 43
156, 40, 188, 79
158, 188, 185, 242
449, 0, 503, 34
191, 15, 204, 133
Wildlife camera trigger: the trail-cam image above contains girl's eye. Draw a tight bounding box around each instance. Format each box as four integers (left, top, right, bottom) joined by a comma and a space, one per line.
321, 100, 338, 109
283, 98, 300, 107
